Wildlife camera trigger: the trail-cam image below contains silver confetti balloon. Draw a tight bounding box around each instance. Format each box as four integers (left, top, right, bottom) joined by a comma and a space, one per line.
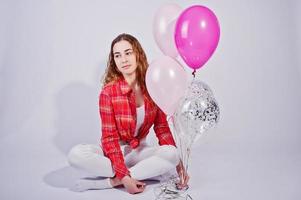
155, 79, 220, 200
173, 79, 220, 147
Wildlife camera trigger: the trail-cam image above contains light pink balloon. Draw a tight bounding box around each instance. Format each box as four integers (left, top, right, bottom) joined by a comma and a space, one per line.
153, 3, 182, 58
146, 56, 188, 115
175, 5, 220, 70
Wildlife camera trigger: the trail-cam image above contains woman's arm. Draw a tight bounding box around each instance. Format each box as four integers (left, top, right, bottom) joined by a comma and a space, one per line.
153, 107, 176, 146
100, 92, 148, 194
99, 92, 130, 180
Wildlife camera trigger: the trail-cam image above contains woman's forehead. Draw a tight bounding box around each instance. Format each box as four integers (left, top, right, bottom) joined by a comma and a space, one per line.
113, 40, 133, 53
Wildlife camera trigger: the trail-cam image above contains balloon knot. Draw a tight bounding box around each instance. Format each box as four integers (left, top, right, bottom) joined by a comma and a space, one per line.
192, 70, 196, 78
129, 138, 139, 149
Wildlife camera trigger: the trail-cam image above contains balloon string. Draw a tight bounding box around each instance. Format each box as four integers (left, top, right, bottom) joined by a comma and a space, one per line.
170, 115, 191, 185
153, 175, 193, 200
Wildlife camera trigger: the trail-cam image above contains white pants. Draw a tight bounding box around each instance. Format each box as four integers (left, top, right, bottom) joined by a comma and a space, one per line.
67, 142, 180, 180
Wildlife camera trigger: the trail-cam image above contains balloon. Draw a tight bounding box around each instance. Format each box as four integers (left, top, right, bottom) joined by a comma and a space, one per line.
153, 3, 182, 58
173, 79, 220, 147
146, 56, 188, 115
175, 5, 220, 70
169, 79, 219, 193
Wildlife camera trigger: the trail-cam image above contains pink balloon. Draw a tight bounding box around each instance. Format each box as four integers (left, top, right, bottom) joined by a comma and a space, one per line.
175, 5, 220, 70
152, 3, 182, 58
146, 56, 188, 115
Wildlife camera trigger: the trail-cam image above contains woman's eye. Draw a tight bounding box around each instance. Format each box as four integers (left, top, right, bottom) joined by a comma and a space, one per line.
126, 52, 132, 55
114, 54, 120, 58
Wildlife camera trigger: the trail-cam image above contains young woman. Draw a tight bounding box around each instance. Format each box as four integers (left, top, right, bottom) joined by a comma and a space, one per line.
67, 33, 189, 194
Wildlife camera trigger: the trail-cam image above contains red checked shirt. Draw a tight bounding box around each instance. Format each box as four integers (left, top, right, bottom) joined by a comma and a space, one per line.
99, 77, 176, 180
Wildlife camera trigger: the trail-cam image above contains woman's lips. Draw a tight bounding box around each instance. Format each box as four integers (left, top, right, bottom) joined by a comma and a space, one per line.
122, 65, 130, 69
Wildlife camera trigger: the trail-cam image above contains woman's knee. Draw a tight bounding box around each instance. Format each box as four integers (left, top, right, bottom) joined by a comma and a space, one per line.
156, 145, 180, 166
67, 144, 93, 167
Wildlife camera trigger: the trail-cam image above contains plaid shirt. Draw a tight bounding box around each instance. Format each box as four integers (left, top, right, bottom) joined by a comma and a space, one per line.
99, 78, 176, 180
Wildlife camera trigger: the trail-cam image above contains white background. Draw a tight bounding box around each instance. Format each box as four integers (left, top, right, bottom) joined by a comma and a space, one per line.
0, 0, 300, 200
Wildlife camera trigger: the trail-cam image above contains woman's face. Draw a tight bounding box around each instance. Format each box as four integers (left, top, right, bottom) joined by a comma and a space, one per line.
113, 40, 138, 77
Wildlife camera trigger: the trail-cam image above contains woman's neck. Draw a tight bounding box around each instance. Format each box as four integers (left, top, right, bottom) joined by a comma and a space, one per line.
123, 73, 138, 89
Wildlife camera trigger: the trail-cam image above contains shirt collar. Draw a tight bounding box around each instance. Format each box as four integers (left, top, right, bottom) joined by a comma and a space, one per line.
118, 78, 132, 95
118, 77, 149, 99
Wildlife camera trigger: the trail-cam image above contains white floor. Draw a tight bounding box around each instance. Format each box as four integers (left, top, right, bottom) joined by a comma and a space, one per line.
1, 1, 301, 200
1, 127, 300, 200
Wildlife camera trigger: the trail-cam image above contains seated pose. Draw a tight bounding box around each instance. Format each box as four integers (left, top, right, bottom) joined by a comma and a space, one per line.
67, 33, 189, 194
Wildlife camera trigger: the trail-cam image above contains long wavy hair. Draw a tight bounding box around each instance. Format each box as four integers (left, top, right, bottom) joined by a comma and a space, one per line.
102, 33, 149, 93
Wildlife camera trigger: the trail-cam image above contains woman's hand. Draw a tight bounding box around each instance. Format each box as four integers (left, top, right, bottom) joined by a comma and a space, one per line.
121, 175, 146, 194
176, 161, 190, 190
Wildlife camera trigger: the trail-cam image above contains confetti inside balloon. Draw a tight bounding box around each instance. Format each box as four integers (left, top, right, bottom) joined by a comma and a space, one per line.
174, 79, 220, 147
170, 79, 220, 196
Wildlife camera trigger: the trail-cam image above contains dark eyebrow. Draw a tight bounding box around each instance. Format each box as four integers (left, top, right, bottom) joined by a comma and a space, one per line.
124, 48, 133, 52
113, 48, 133, 55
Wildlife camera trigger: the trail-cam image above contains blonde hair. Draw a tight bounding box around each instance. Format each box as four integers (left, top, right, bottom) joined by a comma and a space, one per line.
101, 33, 148, 93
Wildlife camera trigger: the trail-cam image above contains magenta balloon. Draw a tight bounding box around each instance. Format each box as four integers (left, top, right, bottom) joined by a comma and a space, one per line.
175, 5, 220, 70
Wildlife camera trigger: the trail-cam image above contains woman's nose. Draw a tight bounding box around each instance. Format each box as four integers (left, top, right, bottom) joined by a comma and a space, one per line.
121, 55, 128, 63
